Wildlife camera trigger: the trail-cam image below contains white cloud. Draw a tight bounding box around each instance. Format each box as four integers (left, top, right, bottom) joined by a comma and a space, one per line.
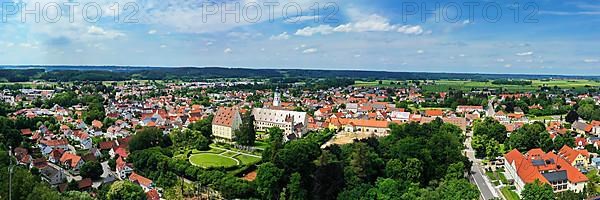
206, 41, 213, 46
148, 30, 157, 35
87, 26, 125, 39
160, 44, 167, 48
296, 14, 425, 36
584, 59, 599, 63
397, 25, 424, 35
270, 32, 290, 40
504, 64, 512, 68
224, 48, 233, 54
295, 25, 334, 36
496, 58, 505, 62
302, 48, 318, 54
516, 51, 534, 56
416, 50, 425, 54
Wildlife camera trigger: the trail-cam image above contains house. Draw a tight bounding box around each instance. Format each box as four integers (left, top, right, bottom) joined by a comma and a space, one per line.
456, 105, 484, 113
78, 178, 93, 190
116, 156, 133, 179
424, 109, 443, 117
211, 107, 242, 142
39, 139, 69, 155
110, 146, 129, 159
60, 152, 84, 170
504, 148, 588, 194
389, 111, 410, 122
339, 119, 390, 136
40, 165, 66, 185
129, 172, 154, 192
572, 121, 590, 134
558, 145, 590, 169
146, 189, 161, 200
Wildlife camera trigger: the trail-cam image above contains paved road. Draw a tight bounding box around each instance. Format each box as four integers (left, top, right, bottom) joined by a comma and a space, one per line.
487, 96, 496, 117
464, 131, 500, 200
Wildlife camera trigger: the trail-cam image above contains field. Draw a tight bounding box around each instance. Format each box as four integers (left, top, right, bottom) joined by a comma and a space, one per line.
355, 79, 600, 93
189, 153, 239, 168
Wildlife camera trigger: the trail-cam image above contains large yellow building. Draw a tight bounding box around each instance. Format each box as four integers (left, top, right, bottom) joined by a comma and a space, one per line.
211, 107, 242, 142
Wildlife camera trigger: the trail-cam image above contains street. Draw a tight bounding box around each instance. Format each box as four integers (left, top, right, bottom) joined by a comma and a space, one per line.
464, 130, 500, 200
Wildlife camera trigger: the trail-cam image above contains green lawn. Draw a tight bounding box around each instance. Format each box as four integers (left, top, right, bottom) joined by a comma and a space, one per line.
221, 151, 239, 157
254, 141, 269, 149
498, 171, 509, 184
189, 153, 239, 168
235, 154, 261, 165
411, 79, 600, 93
501, 187, 520, 200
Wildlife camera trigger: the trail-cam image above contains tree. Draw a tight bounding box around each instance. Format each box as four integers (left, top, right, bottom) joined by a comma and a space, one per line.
522, 180, 554, 200
80, 161, 103, 180
235, 112, 256, 146
256, 162, 284, 200
106, 181, 146, 200
129, 127, 170, 152
507, 122, 548, 152
471, 134, 500, 159
473, 117, 508, 143
262, 127, 284, 162
188, 115, 213, 141
431, 178, 479, 200
566, 110, 579, 123
385, 158, 422, 182
286, 172, 307, 200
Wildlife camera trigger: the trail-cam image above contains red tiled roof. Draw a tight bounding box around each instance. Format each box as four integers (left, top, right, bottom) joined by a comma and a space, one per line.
129, 172, 153, 187
425, 109, 443, 117
212, 107, 239, 127
558, 145, 590, 164
504, 148, 588, 185
146, 189, 160, 200
20, 129, 32, 135
60, 152, 82, 168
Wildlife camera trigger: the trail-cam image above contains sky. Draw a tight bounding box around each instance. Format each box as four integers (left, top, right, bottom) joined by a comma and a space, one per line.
0, 0, 599, 75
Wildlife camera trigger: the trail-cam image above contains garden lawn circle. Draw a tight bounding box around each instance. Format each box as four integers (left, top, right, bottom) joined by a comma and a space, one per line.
189, 153, 239, 168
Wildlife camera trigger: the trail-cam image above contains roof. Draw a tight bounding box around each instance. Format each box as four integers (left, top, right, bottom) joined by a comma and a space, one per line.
146, 189, 160, 200
212, 107, 240, 127
99, 141, 117, 150
339, 118, 389, 128
78, 178, 92, 189
20, 129, 32, 135
504, 148, 588, 185
424, 109, 443, 117
60, 152, 82, 168
129, 172, 153, 187
41, 139, 68, 146
558, 145, 590, 164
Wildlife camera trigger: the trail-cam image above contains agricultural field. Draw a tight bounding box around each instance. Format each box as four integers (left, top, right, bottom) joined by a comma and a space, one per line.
355, 79, 600, 93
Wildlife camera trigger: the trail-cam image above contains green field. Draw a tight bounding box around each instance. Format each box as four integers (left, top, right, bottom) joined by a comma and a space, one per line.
354, 79, 600, 93
189, 153, 239, 168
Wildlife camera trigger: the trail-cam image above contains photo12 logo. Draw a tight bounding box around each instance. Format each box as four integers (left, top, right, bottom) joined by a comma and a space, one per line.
401, 1, 539, 23
199, 1, 340, 23
1, 1, 139, 23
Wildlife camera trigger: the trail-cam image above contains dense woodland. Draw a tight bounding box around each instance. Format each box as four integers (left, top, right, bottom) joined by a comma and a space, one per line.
1, 67, 599, 82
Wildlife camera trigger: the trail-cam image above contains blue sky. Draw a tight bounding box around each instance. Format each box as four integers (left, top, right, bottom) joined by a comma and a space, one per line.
0, 0, 599, 75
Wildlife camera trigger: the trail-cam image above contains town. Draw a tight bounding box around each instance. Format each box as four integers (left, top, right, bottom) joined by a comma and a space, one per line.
2, 75, 600, 200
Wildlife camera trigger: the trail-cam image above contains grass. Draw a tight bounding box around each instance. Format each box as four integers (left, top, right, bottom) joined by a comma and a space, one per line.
498, 171, 509, 184
235, 154, 261, 165
501, 187, 520, 200
485, 171, 497, 181
221, 151, 239, 157
189, 153, 238, 168
253, 141, 269, 149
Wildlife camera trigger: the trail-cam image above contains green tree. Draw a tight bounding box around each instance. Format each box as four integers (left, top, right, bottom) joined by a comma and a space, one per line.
522, 179, 554, 200
129, 127, 171, 152
287, 172, 307, 200
106, 181, 146, 200
256, 162, 284, 200
473, 117, 507, 143
80, 161, 103, 180
566, 110, 579, 123
262, 127, 284, 162
235, 112, 256, 146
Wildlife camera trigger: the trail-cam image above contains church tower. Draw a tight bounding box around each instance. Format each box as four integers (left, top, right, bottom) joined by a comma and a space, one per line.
273, 89, 281, 107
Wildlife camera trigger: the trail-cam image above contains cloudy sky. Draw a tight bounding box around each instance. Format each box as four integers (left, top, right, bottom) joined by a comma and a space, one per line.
0, 0, 599, 75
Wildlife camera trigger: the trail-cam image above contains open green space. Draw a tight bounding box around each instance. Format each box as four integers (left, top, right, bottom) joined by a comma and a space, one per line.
189, 153, 239, 168
235, 154, 261, 165
501, 187, 520, 200
221, 151, 239, 157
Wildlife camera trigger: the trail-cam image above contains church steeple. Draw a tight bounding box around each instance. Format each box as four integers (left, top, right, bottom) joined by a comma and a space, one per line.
273, 88, 281, 107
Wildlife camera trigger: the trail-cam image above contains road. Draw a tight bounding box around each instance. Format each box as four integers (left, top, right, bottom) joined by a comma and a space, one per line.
486, 96, 496, 117
464, 131, 500, 200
